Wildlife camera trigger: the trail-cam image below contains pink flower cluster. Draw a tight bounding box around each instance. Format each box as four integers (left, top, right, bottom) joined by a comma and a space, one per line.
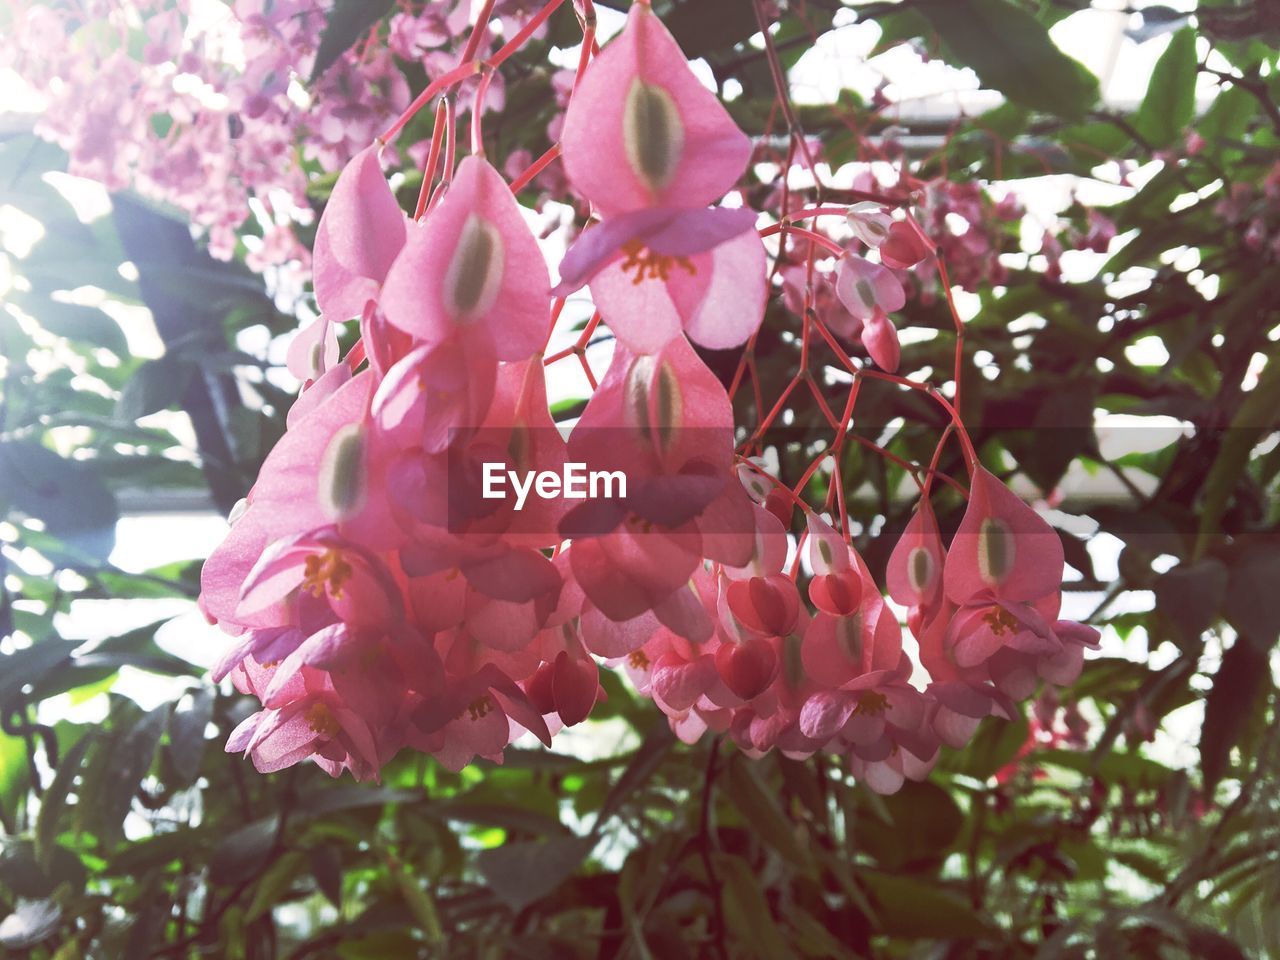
202, 4, 768, 778
201, 2, 1098, 793
0, 0, 472, 265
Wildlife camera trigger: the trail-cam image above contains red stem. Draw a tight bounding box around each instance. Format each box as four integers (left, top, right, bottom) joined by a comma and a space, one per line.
510, 144, 562, 194
413, 98, 450, 220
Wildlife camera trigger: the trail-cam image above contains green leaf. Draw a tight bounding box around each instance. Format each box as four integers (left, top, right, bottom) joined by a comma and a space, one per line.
596, 723, 673, 825
856, 781, 963, 872
1197, 84, 1257, 143
387, 854, 444, 944
1224, 535, 1280, 649
1196, 341, 1280, 555
310, 0, 395, 83
725, 755, 813, 873
0, 726, 27, 825
664, 0, 759, 60
210, 817, 280, 885
1153, 558, 1228, 648
245, 850, 306, 922
475, 835, 596, 911
96, 703, 169, 846
916, 0, 1099, 119
115, 356, 195, 421
861, 871, 992, 938
35, 734, 93, 867
1200, 639, 1269, 794
0, 840, 87, 899
167, 686, 214, 784
0, 640, 82, 710
718, 853, 792, 960
1133, 28, 1198, 147
12, 295, 129, 356
947, 710, 1029, 780
871, 9, 933, 56
0, 441, 119, 561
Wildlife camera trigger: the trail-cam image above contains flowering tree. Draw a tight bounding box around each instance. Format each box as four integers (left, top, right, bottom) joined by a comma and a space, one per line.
1, 0, 1279, 956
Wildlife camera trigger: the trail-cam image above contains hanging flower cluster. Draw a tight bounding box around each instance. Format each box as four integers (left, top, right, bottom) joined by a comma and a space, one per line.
202, 0, 1099, 793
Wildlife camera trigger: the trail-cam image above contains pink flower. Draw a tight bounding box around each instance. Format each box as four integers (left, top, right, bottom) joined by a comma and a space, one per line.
381, 156, 549, 361
312, 145, 408, 322
835, 255, 905, 371
939, 468, 1099, 699
878, 220, 931, 269
845, 202, 892, 248
554, 3, 766, 353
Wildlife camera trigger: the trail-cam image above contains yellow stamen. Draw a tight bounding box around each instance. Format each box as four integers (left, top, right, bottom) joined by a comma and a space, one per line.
619, 240, 697, 285
302, 549, 353, 598
852, 690, 890, 717
982, 606, 1020, 637
628, 650, 650, 670
305, 701, 341, 738
466, 695, 493, 722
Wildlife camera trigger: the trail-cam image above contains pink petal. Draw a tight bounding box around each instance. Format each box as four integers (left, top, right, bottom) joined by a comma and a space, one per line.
835, 255, 905, 320
800, 611, 866, 687
323, 144, 407, 285
860, 309, 901, 372
798, 690, 857, 741
553, 207, 681, 294
287, 316, 339, 382
381, 156, 548, 361
371, 339, 497, 454
579, 601, 662, 658
886, 499, 945, 608
651, 653, 716, 712
560, 4, 751, 217
680, 229, 768, 350
943, 466, 1065, 603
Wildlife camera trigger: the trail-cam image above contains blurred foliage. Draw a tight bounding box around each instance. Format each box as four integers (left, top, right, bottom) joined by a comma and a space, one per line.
2, 0, 1280, 957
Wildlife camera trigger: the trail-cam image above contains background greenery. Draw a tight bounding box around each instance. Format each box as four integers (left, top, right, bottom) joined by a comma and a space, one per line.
2, 0, 1279, 956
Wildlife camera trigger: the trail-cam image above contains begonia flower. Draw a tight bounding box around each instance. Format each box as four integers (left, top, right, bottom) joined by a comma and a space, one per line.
555, 3, 765, 352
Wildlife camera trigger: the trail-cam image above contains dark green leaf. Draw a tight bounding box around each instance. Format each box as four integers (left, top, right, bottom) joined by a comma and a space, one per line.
13, 295, 128, 356
947, 710, 1028, 781
1153, 558, 1228, 647
311, 0, 395, 83
35, 733, 93, 866
1224, 535, 1280, 649
210, 817, 280, 886
861, 871, 992, 938
0, 640, 82, 710
1200, 639, 1269, 793
719, 853, 791, 959
665, 0, 759, 60
725, 755, 812, 872
917, 0, 1099, 120
115, 356, 195, 421
1133, 27, 1198, 147
0, 441, 119, 560
168, 686, 214, 784
475, 835, 595, 911
856, 781, 963, 872
97, 704, 170, 846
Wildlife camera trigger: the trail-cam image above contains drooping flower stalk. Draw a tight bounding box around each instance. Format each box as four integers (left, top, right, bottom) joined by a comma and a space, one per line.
203, 0, 1097, 794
